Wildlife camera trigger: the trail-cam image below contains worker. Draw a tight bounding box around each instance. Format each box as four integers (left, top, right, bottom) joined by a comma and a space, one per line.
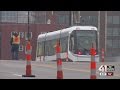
10, 32, 20, 60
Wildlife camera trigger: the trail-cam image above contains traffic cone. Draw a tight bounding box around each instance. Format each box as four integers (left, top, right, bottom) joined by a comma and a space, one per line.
90, 43, 96, 79
57, 59, 63, 79
90, 61, 96, 79
56, 40, 63, 79
22, 41, 35, 77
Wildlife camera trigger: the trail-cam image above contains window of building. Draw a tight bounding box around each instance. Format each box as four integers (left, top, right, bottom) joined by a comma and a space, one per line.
73, 11, 80, 23
106, 49, 112, 57
113, 16, 119, 24
89, 16, 98, 27
29, 11, 35, 23
118, 28, 120, 35
17, 11, 28, 23
1, 11, 17, 23
107, 16, 112, 24
56, 14, 69, 25
118, 28, 120, 36
32, 11, 47, 24
106, 40, 113, 48
112, 50, 120, 56
80, 16, 89, 25
55, 11, 69, 25
113, 28, 119, 36
107, 28, 113, 36
80, 16, 98, 27
113, 40, 119, 48
119, 40, 120, 48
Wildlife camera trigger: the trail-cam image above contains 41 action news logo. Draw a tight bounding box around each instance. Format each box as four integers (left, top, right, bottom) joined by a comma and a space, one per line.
98, 65, 115, 76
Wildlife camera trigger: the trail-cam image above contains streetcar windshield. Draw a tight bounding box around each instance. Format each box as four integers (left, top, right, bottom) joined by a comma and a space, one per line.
69, 30, 98, 55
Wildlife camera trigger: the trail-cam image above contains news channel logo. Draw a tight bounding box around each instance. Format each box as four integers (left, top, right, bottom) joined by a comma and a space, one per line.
98, 65, 115, 76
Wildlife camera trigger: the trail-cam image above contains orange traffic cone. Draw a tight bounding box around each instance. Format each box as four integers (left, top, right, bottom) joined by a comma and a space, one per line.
56, 40, 63, 79
90, 43, 96, 79
22, 41, 35, 77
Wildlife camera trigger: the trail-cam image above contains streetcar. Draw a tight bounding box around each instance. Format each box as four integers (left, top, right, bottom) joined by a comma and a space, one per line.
36, 26, 99, 62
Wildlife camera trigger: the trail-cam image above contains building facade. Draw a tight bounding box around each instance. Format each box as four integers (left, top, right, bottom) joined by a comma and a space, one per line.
0, 11, 70, 60
0, 11, 120, 61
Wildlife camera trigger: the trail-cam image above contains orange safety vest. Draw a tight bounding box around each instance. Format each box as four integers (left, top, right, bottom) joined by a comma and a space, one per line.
12, 35, 20, 44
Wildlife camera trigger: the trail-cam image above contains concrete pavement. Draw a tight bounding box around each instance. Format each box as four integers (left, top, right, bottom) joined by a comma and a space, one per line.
0, 60, 120, 79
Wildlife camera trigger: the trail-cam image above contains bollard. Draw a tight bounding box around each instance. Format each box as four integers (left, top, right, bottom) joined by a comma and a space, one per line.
56, 40, 63, 79
22, 40, 35, 77
90, 44, 96, 79
101, 48, 104, 62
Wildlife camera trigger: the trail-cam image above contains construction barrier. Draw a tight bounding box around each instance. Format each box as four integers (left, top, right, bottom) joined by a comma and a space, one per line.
22, 40, 35, 77
102, 48, 105, 62
90, 44, 96, 79
56, 40, 63, 79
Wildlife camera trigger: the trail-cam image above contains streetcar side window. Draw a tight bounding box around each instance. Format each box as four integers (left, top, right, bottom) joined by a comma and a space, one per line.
36, 42, 40, 57
37, 42, 43, 57
41, 41, 45, 56
69, 33, 75, 53
60, 36, 68, 53
45, 40, 49, 56
44, 39, 57, 56
48, 39, 56, 56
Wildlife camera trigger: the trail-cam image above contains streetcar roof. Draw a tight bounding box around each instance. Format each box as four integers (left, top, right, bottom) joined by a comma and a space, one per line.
38, 26, 97, 41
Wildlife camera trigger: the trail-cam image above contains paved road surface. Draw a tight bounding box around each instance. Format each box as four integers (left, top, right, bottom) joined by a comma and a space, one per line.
0, 60, 120, 79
